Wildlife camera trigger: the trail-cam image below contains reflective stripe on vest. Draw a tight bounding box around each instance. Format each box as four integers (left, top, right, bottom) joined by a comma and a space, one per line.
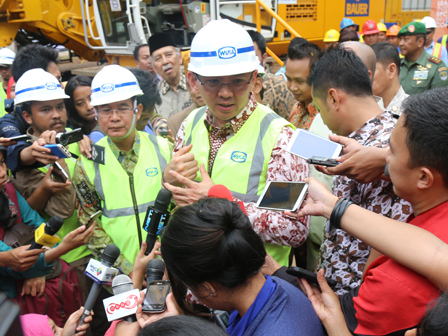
185, 105, 292, 203
433, 43, 443, 59
442, 35, 448, 49
82, 131, 170, 264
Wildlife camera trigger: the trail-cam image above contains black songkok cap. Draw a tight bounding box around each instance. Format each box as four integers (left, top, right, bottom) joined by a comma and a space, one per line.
148, 33, 177, 55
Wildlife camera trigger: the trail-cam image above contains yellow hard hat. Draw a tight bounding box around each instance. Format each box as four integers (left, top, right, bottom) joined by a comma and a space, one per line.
377, 22, 387, 32
324, 29, 340, 42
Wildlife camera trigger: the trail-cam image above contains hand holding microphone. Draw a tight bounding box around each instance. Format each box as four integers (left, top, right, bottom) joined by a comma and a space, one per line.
143, 189, 172, 255
28, 215, 64, 250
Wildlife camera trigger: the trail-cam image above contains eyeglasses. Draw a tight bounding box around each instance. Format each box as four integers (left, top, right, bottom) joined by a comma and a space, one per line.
194, 72, 254, 93
426, 30, 434, 35
95, 107, 134, 118
0, 65, 10, 71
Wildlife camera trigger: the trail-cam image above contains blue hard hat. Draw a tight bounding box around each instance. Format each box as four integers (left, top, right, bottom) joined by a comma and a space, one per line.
340, 18, 356, 31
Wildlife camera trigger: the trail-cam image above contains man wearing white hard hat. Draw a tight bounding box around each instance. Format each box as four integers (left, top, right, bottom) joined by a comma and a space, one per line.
163, 19, 310, 267
0, 48, 15, 117
72, 65, 171, 276
421, 16, 448, 66
11, 68, 94, 271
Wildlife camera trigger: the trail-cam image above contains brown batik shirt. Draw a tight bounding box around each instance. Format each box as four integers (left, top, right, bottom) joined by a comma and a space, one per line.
318, 111, 413, 295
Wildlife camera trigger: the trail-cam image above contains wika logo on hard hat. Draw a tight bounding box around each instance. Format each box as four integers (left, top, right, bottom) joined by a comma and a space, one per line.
218, 46, 236, 59
101, 83, 115, 93
231, 151, 247, 163
45, 82, 58, 90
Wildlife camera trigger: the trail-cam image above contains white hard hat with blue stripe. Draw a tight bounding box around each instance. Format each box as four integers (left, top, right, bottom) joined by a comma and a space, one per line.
90, 65, 143, 107
0, 48, 15, 66
14, 68, 69, 106
188, 19, 260, 77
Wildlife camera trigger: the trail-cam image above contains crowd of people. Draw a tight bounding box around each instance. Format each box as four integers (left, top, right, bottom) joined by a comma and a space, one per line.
0, 13, 447, 336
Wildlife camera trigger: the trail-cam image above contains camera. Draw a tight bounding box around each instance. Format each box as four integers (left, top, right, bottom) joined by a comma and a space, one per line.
55, 128, 83, 146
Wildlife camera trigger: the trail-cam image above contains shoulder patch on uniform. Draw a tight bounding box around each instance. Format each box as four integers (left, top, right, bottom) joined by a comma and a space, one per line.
439, 67, 447, 72
429, 56, 442, 64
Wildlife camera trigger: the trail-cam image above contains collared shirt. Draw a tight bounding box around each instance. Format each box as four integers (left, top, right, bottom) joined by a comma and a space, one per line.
289, 101, 318, 130
174, 94, 310, 248
386, 86, 409, 120
261, 74, 296, 120
155, 73, 193, 119
425, 40, 448, 66
400, 50, 448, 95
72, 132, 142, 276
318, 111, 413, 295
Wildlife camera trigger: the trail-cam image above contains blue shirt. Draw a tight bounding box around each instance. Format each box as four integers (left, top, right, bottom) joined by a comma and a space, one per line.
0, 190, 53, 298
425, 40, 448, 66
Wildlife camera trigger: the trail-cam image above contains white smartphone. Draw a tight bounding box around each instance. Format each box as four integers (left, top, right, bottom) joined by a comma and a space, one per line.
286, 129, 343, 160
256, 181, 308, 212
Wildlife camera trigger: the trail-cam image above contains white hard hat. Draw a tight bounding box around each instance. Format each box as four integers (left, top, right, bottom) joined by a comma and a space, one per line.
90, 65, 143, 106
0, 48, 15, 66
421, 16, 437, 29
188, 19, 259, 77
14, 68, 69, 106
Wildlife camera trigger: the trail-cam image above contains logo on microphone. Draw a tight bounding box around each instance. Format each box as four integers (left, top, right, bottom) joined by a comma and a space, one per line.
106, 294, 139, 314
96, 267, 102, 276
146, 167, 158, 177
231, 151, 247, 163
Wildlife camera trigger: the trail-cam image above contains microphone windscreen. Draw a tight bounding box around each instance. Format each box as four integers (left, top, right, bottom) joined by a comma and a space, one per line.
208, 184, 233, 201
146, 259, 165, 283
46, 215, 64, 235
101, 244, 121, 267
112, 274, 134, 295
153, 189, 172, 212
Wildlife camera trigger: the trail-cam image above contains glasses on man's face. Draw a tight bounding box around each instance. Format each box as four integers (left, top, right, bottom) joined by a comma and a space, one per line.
96, 107, 134, 118
0, 65, 10, 71
194, 72, 254, 93
426, 30, 434, 35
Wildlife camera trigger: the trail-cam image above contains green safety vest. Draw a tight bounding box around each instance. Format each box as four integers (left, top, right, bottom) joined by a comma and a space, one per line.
442, 35, 448, 49
184, 105, 295, 266
38, 140, 91, 263
0, 86, 7, 118
432, 43, 443, 59
81, 132, 171, 264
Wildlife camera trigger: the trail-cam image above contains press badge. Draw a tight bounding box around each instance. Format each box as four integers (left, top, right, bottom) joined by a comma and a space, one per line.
413, 70, 428, 80
89, 144, 106, 165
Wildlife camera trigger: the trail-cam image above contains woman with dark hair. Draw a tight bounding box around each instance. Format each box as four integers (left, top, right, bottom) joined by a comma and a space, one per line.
64, 75, 105, 142
160, 198, 323, 336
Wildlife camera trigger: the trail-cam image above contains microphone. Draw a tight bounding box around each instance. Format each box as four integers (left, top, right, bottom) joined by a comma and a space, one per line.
208, 184, 247, 215
28, 215, 64, 250
79, 244, 120, 326
146, 259, 165, 283
143, 189, 172, 255
111, 275, 137, 323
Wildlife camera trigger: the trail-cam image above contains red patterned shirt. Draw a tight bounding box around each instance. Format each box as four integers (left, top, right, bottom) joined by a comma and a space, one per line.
289, 101, 319, 130
174, 94, 310, 248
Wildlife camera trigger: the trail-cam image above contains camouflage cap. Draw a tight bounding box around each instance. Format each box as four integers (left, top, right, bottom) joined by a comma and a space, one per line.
397, 22, 426, 37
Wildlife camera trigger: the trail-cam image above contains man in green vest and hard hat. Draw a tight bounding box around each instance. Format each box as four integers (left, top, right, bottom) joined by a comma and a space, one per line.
163, 19, 310, 267
72, 65, 172, 276
398, 21, 448, 95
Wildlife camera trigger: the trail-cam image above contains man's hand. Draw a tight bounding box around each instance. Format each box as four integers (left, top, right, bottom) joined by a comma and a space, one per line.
60, 224, 96, 252
26, 138, 59, 165
0, 138, 17, 148
261, 253, 282, 276
77, 135, 92, 159
164, 164, 214, 206
315, 135, 388, 184
299, 270, 351, 336
163, 144, 199, 186
40, 166, 72, 195
283, 177, 337, 220
61, 306, 94, 336
21, 276, 46, 297
1, 246, 44, 271
136, 292, 182, 329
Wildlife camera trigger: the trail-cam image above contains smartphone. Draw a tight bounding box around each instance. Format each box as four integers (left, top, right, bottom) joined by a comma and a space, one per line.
86, 210, 101, 229
286, 267, 338, 288
44, 144, 71, 159
52, 161, 69, 183
142, 280, 171, 313
286, 129, 343, 160
7, 134, 31, 141
307, 156, 339, 167
256, 181, 308, 212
